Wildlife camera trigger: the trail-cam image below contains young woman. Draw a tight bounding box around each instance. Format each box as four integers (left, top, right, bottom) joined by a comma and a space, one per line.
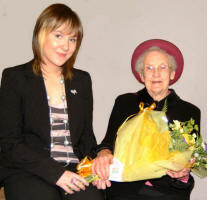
0, 3, 103, 200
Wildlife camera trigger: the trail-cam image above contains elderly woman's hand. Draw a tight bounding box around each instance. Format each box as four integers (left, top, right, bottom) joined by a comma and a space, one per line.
92, 179, 111, 189
167, 167, 191, 179
167, 158, 195, 181
92, 149, 113, 182
56, 170, 89, 194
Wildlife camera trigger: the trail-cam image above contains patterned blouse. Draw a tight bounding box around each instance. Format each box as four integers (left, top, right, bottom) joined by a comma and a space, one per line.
49, 102, 79, 164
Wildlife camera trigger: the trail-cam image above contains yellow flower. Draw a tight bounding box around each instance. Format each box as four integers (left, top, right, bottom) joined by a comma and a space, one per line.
183, 134, 195, 145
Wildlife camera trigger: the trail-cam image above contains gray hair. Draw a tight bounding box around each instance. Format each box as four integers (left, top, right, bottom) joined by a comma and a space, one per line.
135, 46, 177, 76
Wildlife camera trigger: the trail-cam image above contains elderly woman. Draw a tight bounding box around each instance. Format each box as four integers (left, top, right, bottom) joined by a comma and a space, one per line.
92, 39, 200, 200
0, 3, 104, 200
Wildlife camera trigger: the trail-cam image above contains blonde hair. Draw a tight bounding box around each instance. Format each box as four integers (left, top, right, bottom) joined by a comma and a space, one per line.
32, 3, 83, 80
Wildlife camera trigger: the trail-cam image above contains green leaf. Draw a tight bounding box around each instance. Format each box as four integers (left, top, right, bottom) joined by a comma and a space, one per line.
161, 99, 168, 113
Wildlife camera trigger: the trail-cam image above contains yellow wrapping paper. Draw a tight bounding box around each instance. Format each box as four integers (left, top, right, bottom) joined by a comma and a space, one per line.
76, 157, 99, 182
76, 157, 92, 178
112, 108, 192, 182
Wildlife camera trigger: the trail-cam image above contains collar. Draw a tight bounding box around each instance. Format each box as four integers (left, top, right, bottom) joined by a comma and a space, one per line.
137, 87, 180, 111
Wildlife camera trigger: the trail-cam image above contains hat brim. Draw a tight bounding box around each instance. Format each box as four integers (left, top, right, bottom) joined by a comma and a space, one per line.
131, 39, 184, 85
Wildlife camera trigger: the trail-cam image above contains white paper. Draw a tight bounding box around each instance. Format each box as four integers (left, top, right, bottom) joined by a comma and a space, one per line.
108, 158, 124, 182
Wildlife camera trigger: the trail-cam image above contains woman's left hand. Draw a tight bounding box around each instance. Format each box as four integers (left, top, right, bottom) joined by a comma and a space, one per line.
167, 167, 190, 179
56, 170, 89, 194
167, 158, 195, 179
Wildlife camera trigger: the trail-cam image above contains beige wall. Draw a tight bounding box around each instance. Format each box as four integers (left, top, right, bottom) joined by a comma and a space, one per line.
0, 0, 207, 199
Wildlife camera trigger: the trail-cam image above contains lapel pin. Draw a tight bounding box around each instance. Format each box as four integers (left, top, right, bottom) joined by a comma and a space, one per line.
71, 89, 77, 95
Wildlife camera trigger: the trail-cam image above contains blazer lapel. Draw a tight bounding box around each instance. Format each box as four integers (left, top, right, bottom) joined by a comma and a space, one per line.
65, 79, 81, 144
24, 62, 50, 142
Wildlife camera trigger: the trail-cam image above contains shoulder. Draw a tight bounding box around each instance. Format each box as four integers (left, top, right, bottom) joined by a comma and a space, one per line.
70, 68, 92, 89
114, 92, 140, 109
115, 88, 145, 104
1, 62, 34, 96
2, 65, 24, 77
177, 98, 201, 115
168, 92, 201, 124
116, 92, 139, 101
168, 89, 201, 117
72, 68, 91, 80
1, 61, 33, 80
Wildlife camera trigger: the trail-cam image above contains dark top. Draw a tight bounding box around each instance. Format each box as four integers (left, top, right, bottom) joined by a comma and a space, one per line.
0, 61, 97, 185
97, 87, 201, 196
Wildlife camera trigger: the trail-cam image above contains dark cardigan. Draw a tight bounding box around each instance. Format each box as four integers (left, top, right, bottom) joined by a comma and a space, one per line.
97, 88, 201, 198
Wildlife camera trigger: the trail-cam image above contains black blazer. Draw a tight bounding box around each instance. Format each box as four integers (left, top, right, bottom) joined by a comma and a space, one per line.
97, 88, 201, 196
0, 61, 97, 185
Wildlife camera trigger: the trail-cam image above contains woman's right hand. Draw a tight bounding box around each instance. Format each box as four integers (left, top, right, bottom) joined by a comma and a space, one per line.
56, 170, 89, 194
92, 149, 113, 181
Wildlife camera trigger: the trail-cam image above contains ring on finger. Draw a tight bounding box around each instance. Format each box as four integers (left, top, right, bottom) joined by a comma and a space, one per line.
72, 178, 78, 185
72, 178, 81, 189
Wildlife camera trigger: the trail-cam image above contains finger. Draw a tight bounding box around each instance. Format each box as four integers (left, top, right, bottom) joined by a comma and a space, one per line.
92, 180, 98, 186
105, 180, 111, 187
91, 161, 96, 174
105, 162, 110, 180
72, 177, 87, 190
101, 179, 111, 189
100, 180, 107, 190
62, 184, 74, 194
94, 161, 104, 180
168, 169, 189, 179
97, 180, 103, 189
93, 159, 102, 177
99, 158, 110, 180
68, 182, 81, 192
182, 168, 190, 174
96, 167, 104, 180
96, 180, 101, 189
167, 165, 191, 178
74, 174, 89, 187
178, 168, 190, 177
188, 157, 196, 167
94, 180, 101, 189
166, 172, 173, 178
109, 155, 113, 164
72, 178, 86, 190
167, 170, 176, 178
190, 157, 196, 163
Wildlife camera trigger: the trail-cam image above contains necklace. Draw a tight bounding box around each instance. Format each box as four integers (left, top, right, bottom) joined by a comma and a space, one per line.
46, 75, 71, 166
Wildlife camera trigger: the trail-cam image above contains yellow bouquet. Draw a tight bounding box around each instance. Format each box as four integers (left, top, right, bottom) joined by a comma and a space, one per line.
76, 103, 207, 183
108, 103, 207, 182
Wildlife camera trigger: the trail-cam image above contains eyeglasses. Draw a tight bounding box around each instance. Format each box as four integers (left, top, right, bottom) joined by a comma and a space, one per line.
144, 64, 169, 72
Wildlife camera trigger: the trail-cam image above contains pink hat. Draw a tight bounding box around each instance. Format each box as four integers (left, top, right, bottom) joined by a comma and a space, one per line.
131, 39, 184, 85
